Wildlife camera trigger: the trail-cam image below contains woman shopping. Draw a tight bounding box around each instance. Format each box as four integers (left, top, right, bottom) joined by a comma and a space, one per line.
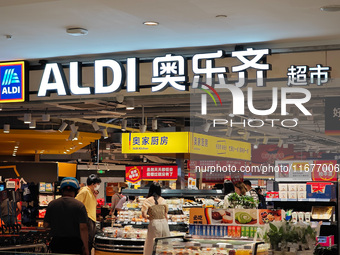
142, 182, 170, 255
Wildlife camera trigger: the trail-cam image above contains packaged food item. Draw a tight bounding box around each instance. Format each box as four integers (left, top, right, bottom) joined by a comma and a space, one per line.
298, 211, 304, 222
288, 184, 297, 192
279, 191, 287, 199
292, 212, 298, 223
278, 184, 288, 191
304, 212, 311, 223
288, 191, 297, 199
297, 184, 306, 191
298, 191, 306, 199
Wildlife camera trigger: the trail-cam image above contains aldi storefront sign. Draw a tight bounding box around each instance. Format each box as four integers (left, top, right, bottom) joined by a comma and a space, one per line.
0, 61, 25, 103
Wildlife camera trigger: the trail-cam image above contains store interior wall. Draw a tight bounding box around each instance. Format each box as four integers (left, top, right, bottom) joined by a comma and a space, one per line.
0, 162, 58, 183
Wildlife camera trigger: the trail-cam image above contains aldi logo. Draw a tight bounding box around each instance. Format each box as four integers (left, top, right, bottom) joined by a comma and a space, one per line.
0, 61, 25, 103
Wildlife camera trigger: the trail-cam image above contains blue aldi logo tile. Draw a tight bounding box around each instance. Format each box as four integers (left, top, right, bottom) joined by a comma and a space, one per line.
0, 61, 25, 103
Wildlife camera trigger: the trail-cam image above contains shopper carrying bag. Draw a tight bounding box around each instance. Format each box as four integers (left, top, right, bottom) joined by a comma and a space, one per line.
142, 182, 170, 255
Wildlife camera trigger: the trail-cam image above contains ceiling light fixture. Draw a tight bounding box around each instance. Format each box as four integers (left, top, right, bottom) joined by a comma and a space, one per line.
263, 136, 268, 145
58, 121, 68, 133
42, 114, 50, 122
70, 123, 78, 133
237, 129, 246, 135
320, 5, 340, 12
139, 124, 147, 133
254, 140, 259, 149
203, 122, 211, 133
24, 113, 32, 124
91, 121, 100, 131
139, 105, 147, 133
244, 132, 250, 141
116, 94, 125, 103
66, 27, 88, 36
226, 128, 232, 137
152, 118, 158, 131
278, 139, 283, 147
29, 120, 36, 129
0, 104, 2, 111
126, 99, 135, 110
73, 131, 79, 141
121, 119, 127, 131
3, 124, 10, 133
68, 132, 75, 141
215, 15, 227, 18
106, 143, 111, 150
101, 128, 108, 139
143, 21, 159, 26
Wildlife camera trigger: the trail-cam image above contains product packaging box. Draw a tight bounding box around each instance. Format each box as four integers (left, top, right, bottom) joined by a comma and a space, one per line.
279, 184, 288, 191
306, 182, 336, 199
298, 191, 306, 199
288, 184, 297, 192
297, 184, 306, 191
288, 191, 297, 199
317, 235, 334, 247
279, 191, 287, 199
266, 191, 279, 199
312, 206, 334, 220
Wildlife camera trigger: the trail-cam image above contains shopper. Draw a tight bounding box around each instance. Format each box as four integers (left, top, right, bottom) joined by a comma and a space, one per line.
223, 182, 247, 209
244, 180, 259, 206
255, 187, 267, 209
75, 174, 101, 255
222, 181, 235, 209
109, 186, 125, 216
142, 182, 170, 255
44, 177, 89, 255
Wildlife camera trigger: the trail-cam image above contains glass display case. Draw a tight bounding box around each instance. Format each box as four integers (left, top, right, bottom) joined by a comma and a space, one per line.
152, 235, 268, 255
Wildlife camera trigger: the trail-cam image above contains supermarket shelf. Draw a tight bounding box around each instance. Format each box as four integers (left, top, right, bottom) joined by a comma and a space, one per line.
266, 198, 336, 202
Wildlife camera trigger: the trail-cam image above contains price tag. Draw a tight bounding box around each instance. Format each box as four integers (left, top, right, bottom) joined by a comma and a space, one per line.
130, 222, 135, 224
308, 199, 316, 202
281, 198, 287, 201
136, 222, 142, 225
123, 221, 129, 224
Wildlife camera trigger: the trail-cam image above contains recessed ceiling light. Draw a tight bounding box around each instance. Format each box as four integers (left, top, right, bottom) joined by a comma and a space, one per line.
320, 5, 340, 12
215, 15, 227, 18
66, 27, 88, 36
143, 21, 159, 26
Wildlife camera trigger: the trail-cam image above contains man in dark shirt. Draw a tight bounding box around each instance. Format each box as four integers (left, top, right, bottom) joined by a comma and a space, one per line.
44, 177, 89, 255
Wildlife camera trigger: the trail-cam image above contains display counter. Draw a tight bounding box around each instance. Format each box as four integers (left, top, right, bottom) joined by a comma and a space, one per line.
95, 234, 144, 255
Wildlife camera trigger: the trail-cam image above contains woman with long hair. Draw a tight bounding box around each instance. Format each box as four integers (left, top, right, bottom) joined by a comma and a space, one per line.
223, 181, 247, 209
142, 182, 170, 255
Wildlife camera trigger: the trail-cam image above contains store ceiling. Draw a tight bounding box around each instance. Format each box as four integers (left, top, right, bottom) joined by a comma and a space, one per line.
0, 130, 101, 155
1, 0, 340, 158
0, 0, 340, 61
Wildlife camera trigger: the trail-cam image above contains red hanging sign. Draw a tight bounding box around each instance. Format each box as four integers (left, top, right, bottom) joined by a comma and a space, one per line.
142, 165, 178, 180
125, 166, 142, 183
